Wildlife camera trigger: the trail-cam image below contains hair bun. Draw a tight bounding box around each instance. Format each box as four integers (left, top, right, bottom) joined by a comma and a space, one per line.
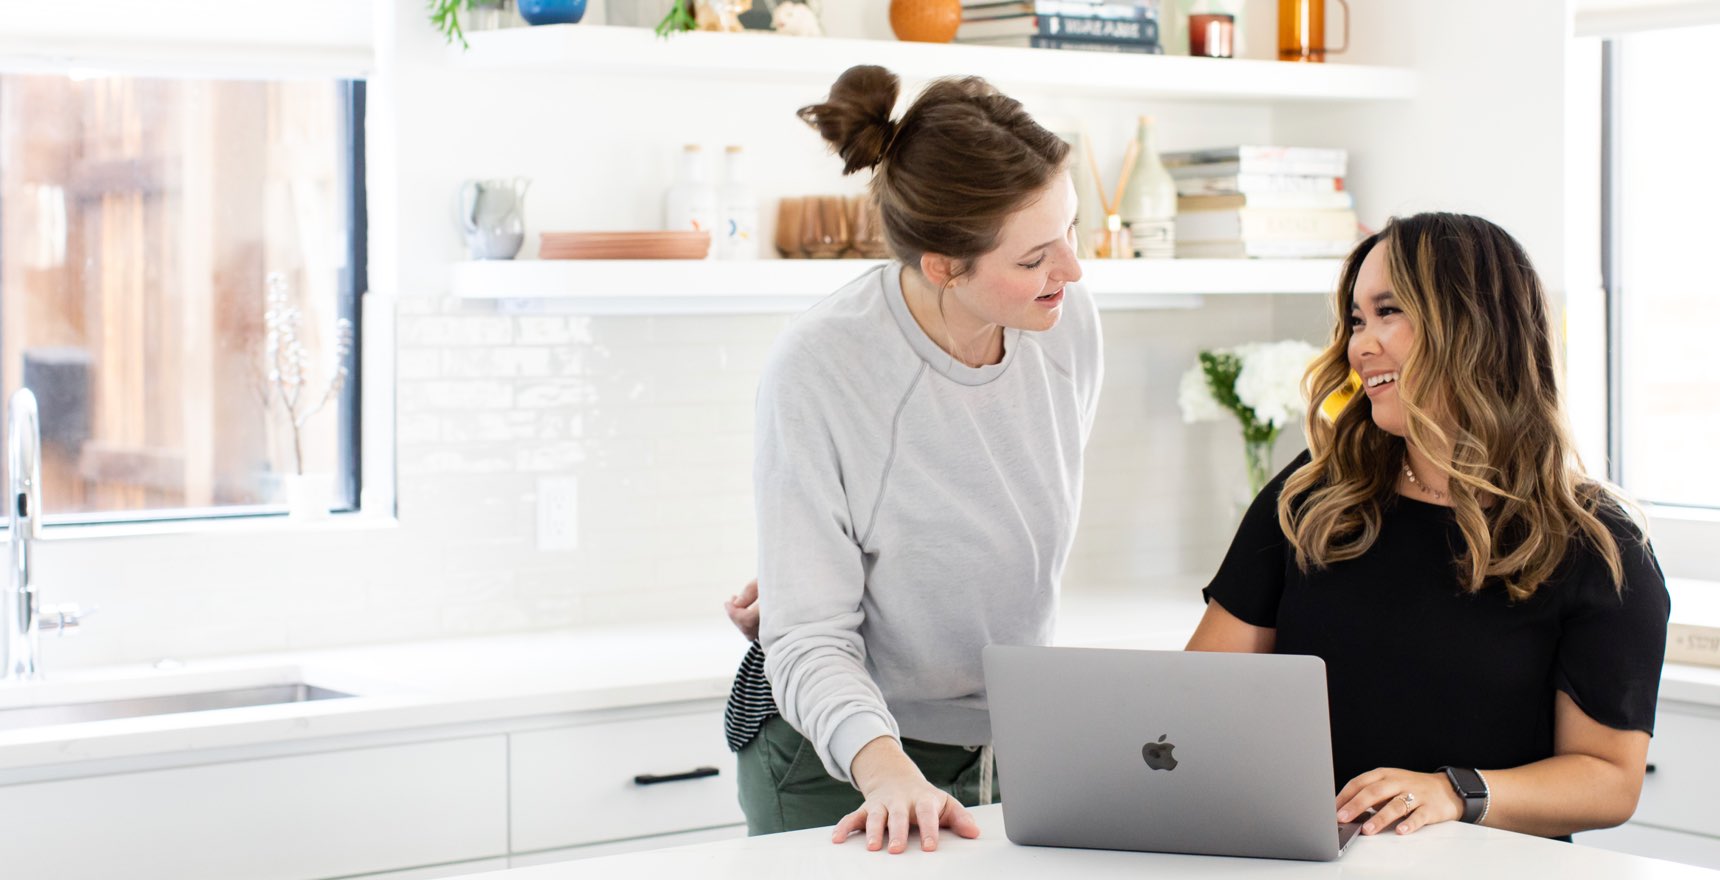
797, 65, 902, 175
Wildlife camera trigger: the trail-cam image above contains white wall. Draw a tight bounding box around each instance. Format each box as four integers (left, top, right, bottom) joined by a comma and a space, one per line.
33, 1, 1579, 670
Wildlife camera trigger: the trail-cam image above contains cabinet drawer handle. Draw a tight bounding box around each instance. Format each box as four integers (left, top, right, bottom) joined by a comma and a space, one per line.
634, 766, 720, 786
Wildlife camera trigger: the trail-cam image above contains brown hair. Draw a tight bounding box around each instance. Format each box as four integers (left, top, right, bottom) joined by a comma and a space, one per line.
797, 65, 1069, 274
1279, 212, 1632, 601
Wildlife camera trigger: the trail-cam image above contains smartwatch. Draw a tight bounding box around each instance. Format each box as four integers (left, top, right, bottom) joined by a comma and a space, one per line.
1440, 766, 1489, 824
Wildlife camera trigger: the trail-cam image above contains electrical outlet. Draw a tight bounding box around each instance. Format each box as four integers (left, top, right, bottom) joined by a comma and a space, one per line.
536, 475, 579, 552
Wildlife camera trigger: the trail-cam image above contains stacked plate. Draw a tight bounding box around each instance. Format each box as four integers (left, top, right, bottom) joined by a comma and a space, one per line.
540, 231, 711, 260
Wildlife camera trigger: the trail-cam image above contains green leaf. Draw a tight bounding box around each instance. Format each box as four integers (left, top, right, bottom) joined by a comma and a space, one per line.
655, 0, 698, 37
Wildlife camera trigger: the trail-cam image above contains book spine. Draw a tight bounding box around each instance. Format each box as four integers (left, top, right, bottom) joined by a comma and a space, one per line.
1030, 36, 1161, 53
1177, 191, 1355, 211
1162, 146, 1348, 168
1168, 158, 1348, 179
1037, 14, 1160, 43
1174, 174, 1343, 196
1668, 623, 1720, 668
1036, 1, 1156, 20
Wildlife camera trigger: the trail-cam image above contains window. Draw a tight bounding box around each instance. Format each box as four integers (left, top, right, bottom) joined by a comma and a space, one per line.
1604, 25, 1720, 509
0, 73, 365, 523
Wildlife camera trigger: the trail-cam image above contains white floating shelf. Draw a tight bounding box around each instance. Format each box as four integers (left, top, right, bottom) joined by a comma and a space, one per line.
450, 258, 1343, 315
458, 25, 1416, 103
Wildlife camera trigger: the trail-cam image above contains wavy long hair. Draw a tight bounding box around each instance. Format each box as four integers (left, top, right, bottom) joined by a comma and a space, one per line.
1278, 213, 1628, 600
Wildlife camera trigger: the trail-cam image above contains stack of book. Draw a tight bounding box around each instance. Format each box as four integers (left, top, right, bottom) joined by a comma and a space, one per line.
1165, 146, 1359, 259
956, 0, 1163, 54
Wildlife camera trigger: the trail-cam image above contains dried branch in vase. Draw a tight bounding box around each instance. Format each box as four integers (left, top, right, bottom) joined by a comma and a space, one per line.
260, 272, 353, 476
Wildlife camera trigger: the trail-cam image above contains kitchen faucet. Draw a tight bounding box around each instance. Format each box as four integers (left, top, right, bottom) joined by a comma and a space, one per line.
3, 388, 85, 682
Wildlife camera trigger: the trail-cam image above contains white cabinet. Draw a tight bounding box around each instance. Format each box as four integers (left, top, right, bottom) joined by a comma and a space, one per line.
509, 706, 744, 853
1578, 824, 1720, 871
1580, 701, 1720, 870
0, 736, 509, 880
1634, 704, 1720, 840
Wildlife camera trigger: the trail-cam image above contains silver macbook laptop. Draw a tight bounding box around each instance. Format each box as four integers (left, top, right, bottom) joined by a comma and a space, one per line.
983, 645, 1363, 861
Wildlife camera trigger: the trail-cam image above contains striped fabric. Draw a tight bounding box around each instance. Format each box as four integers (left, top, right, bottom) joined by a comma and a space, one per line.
723, 641, 777, 752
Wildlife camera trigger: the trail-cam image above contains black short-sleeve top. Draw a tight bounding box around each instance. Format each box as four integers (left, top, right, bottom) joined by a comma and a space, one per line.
1203, 451, 1671, 791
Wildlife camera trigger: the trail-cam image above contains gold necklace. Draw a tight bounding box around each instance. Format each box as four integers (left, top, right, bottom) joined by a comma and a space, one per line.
1403, 462, 1448, 502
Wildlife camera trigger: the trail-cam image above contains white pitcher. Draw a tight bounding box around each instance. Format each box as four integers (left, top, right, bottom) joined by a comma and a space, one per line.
459, 177, 530, 260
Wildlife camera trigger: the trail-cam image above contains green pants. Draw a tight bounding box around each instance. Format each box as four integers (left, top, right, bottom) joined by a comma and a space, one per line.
735, 715, 1000, 836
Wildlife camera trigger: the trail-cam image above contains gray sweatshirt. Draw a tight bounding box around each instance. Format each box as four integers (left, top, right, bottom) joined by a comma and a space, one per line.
757, 263, 1103, 783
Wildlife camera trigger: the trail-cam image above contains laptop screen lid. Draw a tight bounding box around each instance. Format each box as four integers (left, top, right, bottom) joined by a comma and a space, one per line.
983, 645, 1352, 861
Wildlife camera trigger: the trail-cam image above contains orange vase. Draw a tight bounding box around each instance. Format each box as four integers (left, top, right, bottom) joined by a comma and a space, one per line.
890, 0, 962, 44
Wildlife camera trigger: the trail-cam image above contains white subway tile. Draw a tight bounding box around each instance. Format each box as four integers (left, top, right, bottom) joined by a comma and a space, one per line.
396, 348, 443, 379
398, 446, 516, 475
399, 379, 515, 411
515, 442, 588, 472
516, 380, 601, 408
396, 413, 442, 446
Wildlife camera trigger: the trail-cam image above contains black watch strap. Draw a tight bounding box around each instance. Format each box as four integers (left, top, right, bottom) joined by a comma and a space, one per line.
1441, 766, 1488, 824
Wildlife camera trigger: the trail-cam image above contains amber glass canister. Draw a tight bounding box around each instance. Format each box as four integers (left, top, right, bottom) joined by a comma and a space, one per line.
1278, 0, 1349, 63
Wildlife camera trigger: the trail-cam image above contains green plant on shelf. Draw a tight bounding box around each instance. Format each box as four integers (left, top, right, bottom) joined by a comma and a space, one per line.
427, 0, 506, 49
656, 0, 698, 36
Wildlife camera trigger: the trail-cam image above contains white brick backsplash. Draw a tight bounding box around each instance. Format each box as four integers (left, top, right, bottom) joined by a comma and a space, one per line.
516, 380, 601, 408
396, 413, 442, 446
516, 316, 591, 345
398, 446, 517, 475
399, 315, 514, 346
444, 346, 556, 377
515, 442, 588, 472
396, 348, 443, 379
400, 379, 515, 410
440, 411, 538, 443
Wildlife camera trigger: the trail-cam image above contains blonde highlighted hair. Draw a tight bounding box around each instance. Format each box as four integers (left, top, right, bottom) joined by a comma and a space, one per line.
1278, 213, 1630, 600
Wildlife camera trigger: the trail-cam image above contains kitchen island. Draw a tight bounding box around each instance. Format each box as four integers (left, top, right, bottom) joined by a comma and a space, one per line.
447, 802, 1720, 879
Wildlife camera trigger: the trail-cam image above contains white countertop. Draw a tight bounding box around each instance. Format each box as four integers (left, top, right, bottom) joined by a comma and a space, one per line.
445, 803, 1720, 879
3, 578, 1717, 777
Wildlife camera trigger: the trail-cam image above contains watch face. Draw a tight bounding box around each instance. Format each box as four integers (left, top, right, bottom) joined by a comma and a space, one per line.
1446, 766, 1486, 797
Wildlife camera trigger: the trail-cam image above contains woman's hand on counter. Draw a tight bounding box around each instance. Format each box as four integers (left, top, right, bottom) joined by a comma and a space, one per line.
1335, 768, 1464, 835
837, 735, 981, 853
724, 579, 760, 643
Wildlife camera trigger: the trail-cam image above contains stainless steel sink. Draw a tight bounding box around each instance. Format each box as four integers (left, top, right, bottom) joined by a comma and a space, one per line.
0, 683, 354, 732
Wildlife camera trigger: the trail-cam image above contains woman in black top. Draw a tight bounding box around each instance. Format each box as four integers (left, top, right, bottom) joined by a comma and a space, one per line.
1188, 213, 1669, 841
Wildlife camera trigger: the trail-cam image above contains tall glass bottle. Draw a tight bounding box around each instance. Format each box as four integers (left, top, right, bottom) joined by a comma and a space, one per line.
1119, 116, 1177, 259
718, 145, 759, 260
665, 144, 717, 259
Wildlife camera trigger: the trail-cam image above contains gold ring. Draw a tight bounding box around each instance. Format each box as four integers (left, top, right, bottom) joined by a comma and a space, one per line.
1401, 792, 1417, 810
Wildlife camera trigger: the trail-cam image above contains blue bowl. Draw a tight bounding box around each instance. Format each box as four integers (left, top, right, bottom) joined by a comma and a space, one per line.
518, 0, 587, 25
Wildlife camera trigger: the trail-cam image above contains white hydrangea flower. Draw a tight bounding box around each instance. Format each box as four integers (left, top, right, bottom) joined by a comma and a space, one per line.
1234, 339, 1321, 429
1177, 363, 1227, 424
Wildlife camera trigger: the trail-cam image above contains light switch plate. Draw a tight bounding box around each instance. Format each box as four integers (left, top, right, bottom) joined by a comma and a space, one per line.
536, 475, 579, 552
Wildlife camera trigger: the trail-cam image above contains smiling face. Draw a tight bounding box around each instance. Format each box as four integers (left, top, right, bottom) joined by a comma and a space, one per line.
1347, 242, 1416, 437
942, 172, 1083, 333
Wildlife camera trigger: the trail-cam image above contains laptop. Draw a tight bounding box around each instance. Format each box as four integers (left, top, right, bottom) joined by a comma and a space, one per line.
982, 645, 1363, 861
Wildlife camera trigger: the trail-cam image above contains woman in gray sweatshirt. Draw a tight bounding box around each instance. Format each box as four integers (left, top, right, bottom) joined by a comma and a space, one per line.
732, 65, 1103, 855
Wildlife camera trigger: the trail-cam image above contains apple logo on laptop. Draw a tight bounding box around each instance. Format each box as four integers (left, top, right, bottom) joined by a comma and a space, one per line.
1142, 734, 1178, 771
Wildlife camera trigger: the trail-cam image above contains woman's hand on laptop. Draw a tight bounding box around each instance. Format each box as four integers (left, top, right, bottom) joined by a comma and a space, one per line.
1335, 768, 1465, 835
835, 736, 982, 853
